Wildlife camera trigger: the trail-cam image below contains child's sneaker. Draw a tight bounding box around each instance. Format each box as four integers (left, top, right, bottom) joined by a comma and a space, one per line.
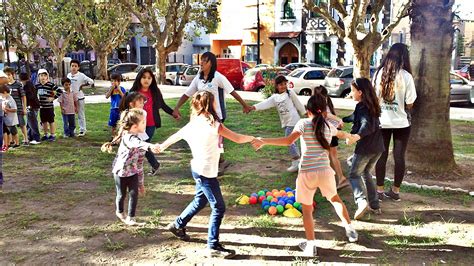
123, 216, 145, 226
354, 200, 368, 220
148, 167, 159, 176
78, 131, 86, 137
1, 146, 8, 152
206, 243, 236, 259
10, 144, 20, 149
48, 135, 56, 142
384, 189, 401, 201
345, 224, 358, 243
115, 211, 126, 221
30, 140, 41, 145
167, 222, 190, 241
41, 135, 49, 141
377, 191, 385, 202
298, 241, 317, 257
22, 141, 29, 146
286, 160, 299, 172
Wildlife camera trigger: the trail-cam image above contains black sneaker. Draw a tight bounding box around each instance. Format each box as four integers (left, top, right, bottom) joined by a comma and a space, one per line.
384, 189, 401, 201
167, 222, 190, 241
377, 191, 385, 202
41, 135, 49, 141
148, 167, 159, 176
207, 243, 236, 259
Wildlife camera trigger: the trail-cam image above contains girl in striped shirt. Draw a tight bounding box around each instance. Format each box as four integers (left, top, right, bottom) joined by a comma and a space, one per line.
252, 93, 358, 257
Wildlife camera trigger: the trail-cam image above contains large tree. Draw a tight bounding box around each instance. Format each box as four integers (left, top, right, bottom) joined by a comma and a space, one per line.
76, 0, 132, 80
407, 0, 456, 172
4, 0, 40, 76
121, 0, 218, 84
304, 0, 411, 78
26, 0, 78, 79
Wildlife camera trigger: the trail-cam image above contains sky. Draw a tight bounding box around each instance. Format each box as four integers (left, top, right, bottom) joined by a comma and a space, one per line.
455, 0, 474, 20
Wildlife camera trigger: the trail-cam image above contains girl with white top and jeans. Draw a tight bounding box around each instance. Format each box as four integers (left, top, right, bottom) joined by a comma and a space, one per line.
250, 75, 306, 172
160, 91, 254, 259
373, 43, 417, 201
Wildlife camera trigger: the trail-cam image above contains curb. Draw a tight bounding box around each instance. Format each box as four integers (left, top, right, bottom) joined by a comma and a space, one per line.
372, 176, 473, 196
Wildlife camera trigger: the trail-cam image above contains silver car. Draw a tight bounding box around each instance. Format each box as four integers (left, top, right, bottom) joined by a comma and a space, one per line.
450, 72, 474, 105
179, 65, 200, 86
324, 66, 377, 98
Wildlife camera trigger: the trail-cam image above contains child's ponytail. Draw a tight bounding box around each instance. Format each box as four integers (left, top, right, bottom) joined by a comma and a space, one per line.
191, 91, 220, 125
101, 108, 145, 153
306, 94, 330, 150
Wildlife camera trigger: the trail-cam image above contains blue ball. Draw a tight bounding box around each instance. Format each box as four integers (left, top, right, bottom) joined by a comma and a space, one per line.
297, 205, 302, 211
251, 193, 258, 198
278, 200, 285, 206
277, 196, 282, 201
287, 200, 294, 205
270, 202, 277, 206
262, 200, 269, 206
285, 187, 292, 192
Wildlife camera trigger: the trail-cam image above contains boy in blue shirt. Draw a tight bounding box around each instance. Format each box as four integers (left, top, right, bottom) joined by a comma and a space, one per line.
105, 73, 126, 137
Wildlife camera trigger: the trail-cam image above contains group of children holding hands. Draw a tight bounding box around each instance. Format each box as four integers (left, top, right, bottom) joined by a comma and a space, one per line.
103, 48, 413, 259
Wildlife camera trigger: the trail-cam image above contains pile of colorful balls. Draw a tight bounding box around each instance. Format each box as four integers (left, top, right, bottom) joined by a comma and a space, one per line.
236, 187, 315, 218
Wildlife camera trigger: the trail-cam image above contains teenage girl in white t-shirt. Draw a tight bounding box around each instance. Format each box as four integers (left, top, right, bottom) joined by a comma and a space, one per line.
373, 43, 417, 201
158, 91, 254, 259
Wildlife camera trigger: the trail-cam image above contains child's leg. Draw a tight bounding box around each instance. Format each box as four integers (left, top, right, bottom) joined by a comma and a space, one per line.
329, 146, 347, 183
198, 176, 226, 248
285, 126, 300, 160
42, 121, 49, 135
50, 122, 55, 135
328, 194, 351, 225
68, 115, 76, 137
175, 172, 209, 229
127, 174, 139, 217
12, 129, 19, 145
348, 154, 372, 205
375, 129, 393, 190
301, 204, 315, 240
363, 153, 382, 210
114, 174, 127, 214
62, 114, 69, 136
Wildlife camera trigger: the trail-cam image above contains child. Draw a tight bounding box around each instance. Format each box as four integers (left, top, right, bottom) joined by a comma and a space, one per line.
67, 59, 94, 136
102, 108, 159, 226
249, 75, 305, 172
314, 86, 349, 190
119, 92, 147, 112
252, 93, 358, 257
106, 73, 126, 137
159, 91, 254, 259
19, 73, 41, 144
1, 85, 19, 152
35, 69, 62, 142
57, 78, 78, 138
345, 78, 385, 219
0, 70, 7, 191
4, 67, 27, 146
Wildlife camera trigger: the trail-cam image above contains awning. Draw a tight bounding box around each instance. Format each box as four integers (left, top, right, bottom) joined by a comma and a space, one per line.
269, 31, 301, 39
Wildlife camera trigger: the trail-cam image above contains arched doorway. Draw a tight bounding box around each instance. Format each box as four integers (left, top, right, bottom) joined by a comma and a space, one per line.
279, 42, 298, 65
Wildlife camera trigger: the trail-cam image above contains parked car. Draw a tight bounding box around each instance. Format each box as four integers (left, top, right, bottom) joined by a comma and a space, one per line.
179, 65, 200, 86
254, 63, 271, 68
121, 65, 155, 81
216, 58, 251, 90
285, 67, 330, 95
107, 63, 138, 80
107, 58, 122, 68
165, 63, 189, 85
242, 67, 290, 92
323, 66, 377, 98
80, 60, 95, 79
455, 65, 470, 80
284, 62, 329, 72
450, 72, 474, 105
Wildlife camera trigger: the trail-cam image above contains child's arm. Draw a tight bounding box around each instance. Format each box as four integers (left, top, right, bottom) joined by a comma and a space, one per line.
252, 131, 301, 151
4, 104, 17, 113
105, 86, 114, 98
158, 130, 184, 152
327, 112, 344, 128
252, 96, 275, 112
289, 89, 306, 116
218, 124, 254, 144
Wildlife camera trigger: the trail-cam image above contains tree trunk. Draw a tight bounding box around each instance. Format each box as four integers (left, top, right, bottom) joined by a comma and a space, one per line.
155, 47, 167, 85
54, 51, 66, 81
96, 51, 109, 80
352, 49, 372, 79
337, 18, 346, 66
407, 0, 456, 172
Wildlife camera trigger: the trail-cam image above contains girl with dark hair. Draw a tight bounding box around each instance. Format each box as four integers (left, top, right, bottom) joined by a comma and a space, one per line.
345, 78, 385, 220
172, 52, 252, 174
373, 43, 417, 201
129, 68, 176, 175
314, 85, 348, 189
252, 94, 358, 257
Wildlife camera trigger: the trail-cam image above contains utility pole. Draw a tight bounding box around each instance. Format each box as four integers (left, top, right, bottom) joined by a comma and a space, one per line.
2, 0, 10, 65
257, 0, 260, 65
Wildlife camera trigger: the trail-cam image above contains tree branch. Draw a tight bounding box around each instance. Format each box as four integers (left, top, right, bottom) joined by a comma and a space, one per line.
370, 0, 385, 34
330, 0, 347, 18
380, 0, 411, 44
304, 0, 345, 38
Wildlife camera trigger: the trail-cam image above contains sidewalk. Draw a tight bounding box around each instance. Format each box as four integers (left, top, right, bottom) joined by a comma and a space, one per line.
83, 80, 474, 121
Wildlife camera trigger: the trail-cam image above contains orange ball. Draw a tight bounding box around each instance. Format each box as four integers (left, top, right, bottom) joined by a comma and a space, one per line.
268, 206, 277, 215
280, 190, 286, 195
272, 189, 278, 193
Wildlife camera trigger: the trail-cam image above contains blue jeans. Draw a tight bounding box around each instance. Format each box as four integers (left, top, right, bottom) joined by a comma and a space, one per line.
174, 171, 226, 248
284, 126, 300, 159
62, 114, 76, 137
26, 108, 41, 142
145, 126, 160, 170
349, 152, 382, 210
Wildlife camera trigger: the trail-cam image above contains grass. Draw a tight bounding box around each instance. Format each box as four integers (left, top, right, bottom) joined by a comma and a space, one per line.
384, 235, 445, 248
103, 235, 127, 252
398, 211, 424, 227
237, 215, 279, 228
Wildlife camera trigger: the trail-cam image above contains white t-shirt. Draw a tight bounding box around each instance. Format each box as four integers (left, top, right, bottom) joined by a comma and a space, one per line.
373, 69, 417, 129
2, 95, 19, 126
67, 72, 94, 100
162, 116, 221, 178
185, 71, 234, 120
254, 89, 305, 128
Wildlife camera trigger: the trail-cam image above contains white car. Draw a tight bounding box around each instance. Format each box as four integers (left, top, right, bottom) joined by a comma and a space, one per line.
165, 63, 189, 85
121, 65, 154, 81
285, 67, 330, 96
179, 65, 200, 86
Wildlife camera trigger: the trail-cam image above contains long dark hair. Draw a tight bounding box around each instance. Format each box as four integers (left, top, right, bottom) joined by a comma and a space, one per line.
130, 68, 164, 108
375, 43, 411, 103
119, 91, 147, 112
306, 94, 330, 150
199, 51, 217, 83
314, 85, 335, 115
352, 78, 381, 118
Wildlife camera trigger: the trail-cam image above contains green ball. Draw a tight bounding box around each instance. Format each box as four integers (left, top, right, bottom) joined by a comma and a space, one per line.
266, 196, 273, 201
264, 205, 270, 211
293, 202, 301, 209
276, 205, 284, 214
258, 190, 265, 197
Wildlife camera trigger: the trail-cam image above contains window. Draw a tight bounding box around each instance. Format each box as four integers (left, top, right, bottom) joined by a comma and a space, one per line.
245, 45, 258, 62
282, 0, 295, 19
304, 70, 325, 80
289, 69, 305, 78
187, 67, 199, 75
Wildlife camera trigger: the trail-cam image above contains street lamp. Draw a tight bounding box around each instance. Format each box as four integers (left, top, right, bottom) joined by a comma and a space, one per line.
257, 0, 260, 65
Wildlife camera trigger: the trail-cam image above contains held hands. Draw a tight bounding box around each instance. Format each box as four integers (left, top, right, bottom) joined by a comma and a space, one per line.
172, 109, 181, 120
345, 134, 360, 145
150, 143, 161, 153
243, 105, 253, 114
251, 137, 265, 151
138, 184, 146, 197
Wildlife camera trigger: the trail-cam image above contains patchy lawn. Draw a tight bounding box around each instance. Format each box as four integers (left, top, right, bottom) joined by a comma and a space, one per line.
0, 100, 473, 264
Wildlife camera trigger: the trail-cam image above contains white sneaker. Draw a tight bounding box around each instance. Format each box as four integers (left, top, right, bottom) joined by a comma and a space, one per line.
299, 241, 317, 257
354, 200, 368, 220
29, 140, 41, 145
287, 160, 299, 172
345, 224, 358, 243
77, 131, 86, 137
115, 212, 126, 221
123, 216, 145, 226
